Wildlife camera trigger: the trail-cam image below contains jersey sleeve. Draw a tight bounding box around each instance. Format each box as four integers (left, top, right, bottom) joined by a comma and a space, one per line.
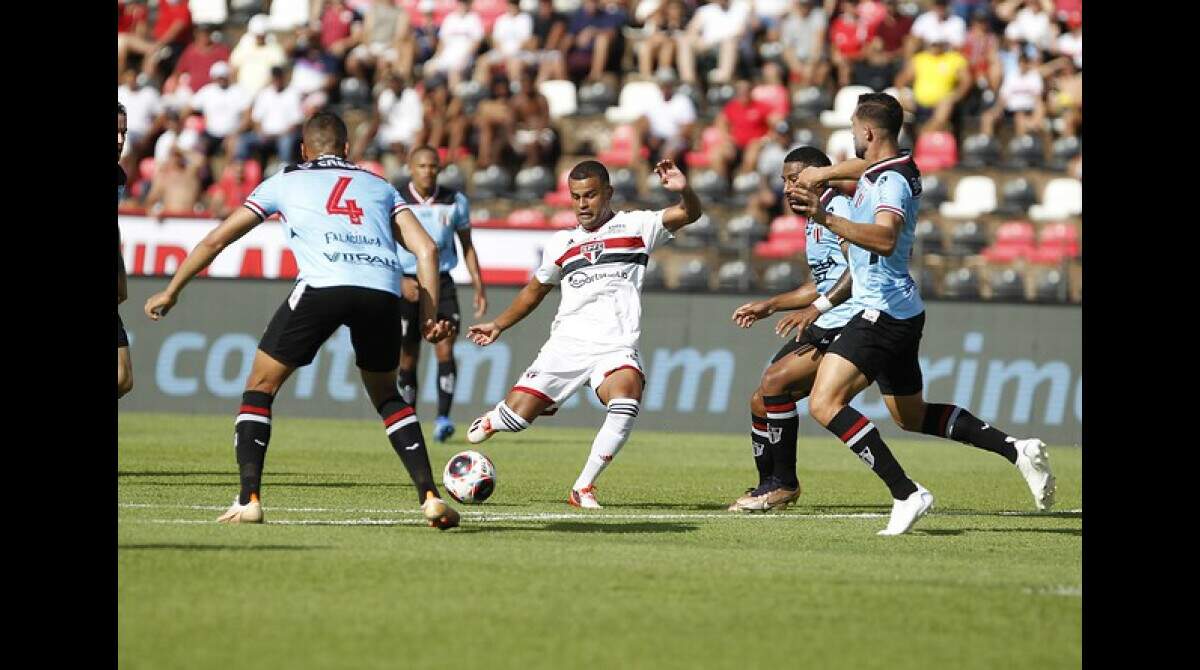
453, 192, 471, 231
641, 209, 674, 253
533, 233, 568, 286
874, 172, 911, 223
243, 171, 282, 221
390, 184, 410, 218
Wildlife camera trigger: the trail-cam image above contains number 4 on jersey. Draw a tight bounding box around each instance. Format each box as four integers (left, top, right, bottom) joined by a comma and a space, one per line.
326, 176, 364, 225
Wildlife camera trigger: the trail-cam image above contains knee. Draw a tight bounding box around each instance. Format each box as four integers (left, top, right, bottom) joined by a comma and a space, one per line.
892, 403, 926, 433
759, 368, 789, 396
808, 389, 840, 427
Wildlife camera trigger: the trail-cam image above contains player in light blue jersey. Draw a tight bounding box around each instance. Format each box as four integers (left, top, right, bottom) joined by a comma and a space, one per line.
793, 93, 1055, 535
144, 112, 462, 530
727, 146, 857, 512
394, 146, 488, 443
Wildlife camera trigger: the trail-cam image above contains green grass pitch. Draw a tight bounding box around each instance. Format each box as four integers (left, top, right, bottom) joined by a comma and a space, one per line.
118, 412, 1082, 670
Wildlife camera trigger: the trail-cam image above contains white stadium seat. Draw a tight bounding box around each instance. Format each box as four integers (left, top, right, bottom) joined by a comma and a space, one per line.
826, 129, 856, 163
538, 80, 578, 120
1029, 178, 1083, 221
268, 0, 312, 31
189, 0, 228, 25
605, 80, 664, 124
939, 176, 998, 218
820, 85, 873, 128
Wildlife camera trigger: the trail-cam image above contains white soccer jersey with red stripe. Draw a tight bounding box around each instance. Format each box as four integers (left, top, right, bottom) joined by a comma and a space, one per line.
533, 209, 673, 348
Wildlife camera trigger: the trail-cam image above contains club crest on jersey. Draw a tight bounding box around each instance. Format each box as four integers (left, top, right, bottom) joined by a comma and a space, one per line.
581, 240, 605, 264
854, 188, 866, 207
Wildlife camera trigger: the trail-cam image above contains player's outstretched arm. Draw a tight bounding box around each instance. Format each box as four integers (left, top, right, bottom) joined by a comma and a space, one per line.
795, 185, 901, 256
144, 207, 262, 320
732, 282, 819, 328
655, 159, 703, 232
394, 208, 450, 342
467, 278, 554, 346
456, 227, 488, 318
800, 158, 870, 188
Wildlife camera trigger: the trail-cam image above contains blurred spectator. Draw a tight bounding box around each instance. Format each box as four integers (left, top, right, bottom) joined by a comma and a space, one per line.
426, 0, 486, 89
269, 0, 317, 32
779, 0, 828, 87
637, 0, 690, 78
717, 79, 779, 177
852, 37, 899, 92
185, 61, 252, 157
206, 159, 259, 219
894, 33, 970, 133
118, 0, 149, 36
154, 110, 202, 163
754, 119, 792, 177
979, 52, 1044, 138
189, 0, 228, 26
356, 74, 424, 162
475, 0, 535, 85
1002, 0, 1055, 52
320, 0, 365, 60
231, 15, 289, 95
870, 0, 913, 59
291, 29, 339, 112
144, 146, 204, 216
949, 0, 988, 23
828, 1, 866, 87
961, 10, 1000, 93
909, 0, 965, 49
173, 25, 232, 91
117, 0, 194, 78
419, 76, 470, 160
634, 69, 696, 167
474, 78, 516, 169
237, 66, 304, 165
1054, 15, 1081, 69
1045, 58, 1080, 138
346, 0, 408, 82
562, 0, 623, 83
678, 0, 750, 85
117, 71, 162, 158
511, 72, 559, 168
403, 1, 442, 76
855, 0, 887, 36
749, 0, 792, 34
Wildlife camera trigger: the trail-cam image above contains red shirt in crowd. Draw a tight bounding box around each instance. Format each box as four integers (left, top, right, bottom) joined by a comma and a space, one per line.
829, 16, 865, 59
856, 1, 887, 35
723, 98, 773, 149
173, 40, 232, 90
117, 1, 148, 33
871, 13, 913, 53
321, 3, 360, 51
153, 0, 193, 46
961, 29, 997, 79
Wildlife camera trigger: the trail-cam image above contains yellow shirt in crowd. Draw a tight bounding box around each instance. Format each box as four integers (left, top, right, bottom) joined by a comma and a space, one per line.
912, 50, 968, 108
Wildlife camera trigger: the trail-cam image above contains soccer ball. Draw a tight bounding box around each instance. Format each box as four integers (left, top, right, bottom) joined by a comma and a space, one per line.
442, 450, 497, 504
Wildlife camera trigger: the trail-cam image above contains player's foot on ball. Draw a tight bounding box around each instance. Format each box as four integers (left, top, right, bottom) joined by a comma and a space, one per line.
422, 491, 460, 530
1013, 438, 1056, 511
434, 415, 456, 443
216, 494, 263, 524
569, 485, 602, 509
467, 414, 495, 444
877, 483, 934, 536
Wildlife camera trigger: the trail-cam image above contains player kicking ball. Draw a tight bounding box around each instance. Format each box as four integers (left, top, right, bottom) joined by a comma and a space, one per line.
464, 159, 702, 509
144, 112, 462, 530
792, 93, 1055, 535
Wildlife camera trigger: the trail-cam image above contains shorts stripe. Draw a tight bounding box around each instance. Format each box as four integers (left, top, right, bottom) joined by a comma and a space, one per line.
604, 365, 645, 381
385, 415, 418, 435
236, 414, 271, 425
839, 416, 869, 443
512, 385, 555, 405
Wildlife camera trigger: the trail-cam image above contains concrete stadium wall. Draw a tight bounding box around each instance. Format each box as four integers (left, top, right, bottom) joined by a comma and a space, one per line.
120, 279, 1083, 446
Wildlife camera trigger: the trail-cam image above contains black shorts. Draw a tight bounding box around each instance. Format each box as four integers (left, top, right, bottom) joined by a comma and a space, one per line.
826, 309, 925, 396
400, 272, 461, 345
117, 312, 129, 349
770, 323, 841, 363
259, 282, 404, 372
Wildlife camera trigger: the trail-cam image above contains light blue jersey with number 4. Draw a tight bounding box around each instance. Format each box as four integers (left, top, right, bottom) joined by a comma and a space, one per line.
243, 155, 408, 296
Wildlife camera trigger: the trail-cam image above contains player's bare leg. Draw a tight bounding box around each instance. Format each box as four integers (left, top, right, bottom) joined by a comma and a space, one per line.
884, 392, 1056, 511
362, 367, 459, 529
569, 368, 645, 509
432, 328, 459, 442
218, 350, 296, 524
809, 354, 933, 535
117, 346, 134, 399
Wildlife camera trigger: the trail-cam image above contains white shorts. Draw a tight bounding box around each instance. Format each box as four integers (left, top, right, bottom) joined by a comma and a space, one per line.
511, 339, 645, 409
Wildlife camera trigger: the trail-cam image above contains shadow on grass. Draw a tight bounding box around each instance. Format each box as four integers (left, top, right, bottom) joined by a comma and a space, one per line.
119, 543, 330, 551
915, 527, 1081, 537
121, 481, 404, 489
452, 522, 699, 535
118, 471, 310, 478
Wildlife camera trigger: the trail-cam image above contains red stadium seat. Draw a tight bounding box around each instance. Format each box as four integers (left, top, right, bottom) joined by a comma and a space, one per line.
754, 237, 806, 259
437, 146, 470, 164
913, 131, 958, 173
597, 125, 639, 167
1038, 222, 1080, 257
769, 215, 807, 241
550, 210, 577, 229
684, 127, 725, 169
138, 157, 157, 183
544, 169, 572, 207
751, 84, 790, 120
981, 220, 1036, 262
1028, 246, 1068, 265
506, 208, 548, 228
357, 160, 385, 178
243, 159, 263, 187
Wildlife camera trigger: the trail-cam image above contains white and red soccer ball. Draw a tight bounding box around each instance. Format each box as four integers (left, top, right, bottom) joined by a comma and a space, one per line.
442, 450, 497, 504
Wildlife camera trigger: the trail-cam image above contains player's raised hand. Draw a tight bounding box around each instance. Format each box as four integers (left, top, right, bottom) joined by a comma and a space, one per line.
654, 159, 687, 192
775, 305, 820, 341
474, 291, 488, 319
467, 322, 502, 346
144, 291, 177, 321
732, 300, 773, 328
791, 185, 826, 223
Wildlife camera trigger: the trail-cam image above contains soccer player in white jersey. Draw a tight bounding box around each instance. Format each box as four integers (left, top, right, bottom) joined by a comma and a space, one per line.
464, 159, 702, 509
791, 93, 1055, 535
143, 112, 462, 530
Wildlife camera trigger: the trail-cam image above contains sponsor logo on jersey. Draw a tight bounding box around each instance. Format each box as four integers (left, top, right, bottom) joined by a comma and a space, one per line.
810, 254, 840, 284
322, 252, 400, 269
568, 269, 631, 288
581, 240, 605, 264
323, 232, 384, 247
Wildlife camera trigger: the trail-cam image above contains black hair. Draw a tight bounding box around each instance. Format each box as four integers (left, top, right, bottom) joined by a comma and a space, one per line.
409, 145, 440, 162
118, 102, 127, 117
854, 92, 903, 138
568, 160, 610, 187
302, 111, 348, 155
783, 146, 832, 169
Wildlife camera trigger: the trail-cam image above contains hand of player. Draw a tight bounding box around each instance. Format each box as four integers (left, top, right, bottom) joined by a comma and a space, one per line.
792, 185, 826, 225
655, 159, 687, 192
776, 305, 820, 341
732, 300, 774, 328
798, 165, 829, 189
400, 276, 420, 302
144, 291, 177, 321
422, 318, 453, 343
474, 290, 488, 318
467, 322, 502, 346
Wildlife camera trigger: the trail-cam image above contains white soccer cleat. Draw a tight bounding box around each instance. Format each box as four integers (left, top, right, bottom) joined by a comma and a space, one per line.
877, 483, 934, 536
467, 414, 496, 444
422, 491, 460, 530
216, 495, 263, 524
1013, 438, 1056, 511
569, 485, 602, 509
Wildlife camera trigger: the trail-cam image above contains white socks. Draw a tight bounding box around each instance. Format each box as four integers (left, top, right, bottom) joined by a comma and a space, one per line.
488, 402, 530, 432
573, 399, 639, 491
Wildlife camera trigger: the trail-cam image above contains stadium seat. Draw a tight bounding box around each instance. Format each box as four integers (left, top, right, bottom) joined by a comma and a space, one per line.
826, 129, 856, 163
690, 169, 729, 203
769, 214, 806, 241
949, 220, 989, 255
919, 174, 948, 212
190, 0, 229, 26
915, 265, 940, 296
790, 86, 830, 122
959, 133, 1000, 169
998, 177, 1037, 216
751, 84, 790, 120
941, 267, 980, 299
505, 208, 548, 228
544, 169, 572, 207
514, 166, 555, 201
437, 163, 466, 192
1033, 268, 1067, 302
791, 127, 822, 151
821, 85, 873, 128
550, 209, 577, 229
687, 214, 718, 242
761, 262, 801, 292
605, 81, 663, 124
471, 165, 512, 200
1049, 135, 1082, 172
1032, 222, 1080, 262
1005, 134, 1045, 170
643, 257, 665, 289
684, 126, 725, 169
988, 267, 1026, 301
610, 168, 639, 203
730, 172, 763, 206
138, 157, 157, 183
939, 176, 997, 218
576, 80, 616, 115
716, 260, 752, 291
597, 124, 640, 167
754, 237, 805, 259
338, 77, 371, 110
706, 84, 736, 112
1029, 178, 1082, 221
675, 259, 710, 291
981, 220, 1036, 262
538, 80, 578, 120
913, 131, 958, 173
914, 219, 944, 253
726, 214, 769, 246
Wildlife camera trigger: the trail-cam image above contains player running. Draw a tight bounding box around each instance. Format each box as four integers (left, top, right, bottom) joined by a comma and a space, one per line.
464, 159, 702, 509
394, 146, 487, 443
143, 112, 462, 530
117, 102, 133, 399
727, 146, 856, 512
792, 93, 1055, 535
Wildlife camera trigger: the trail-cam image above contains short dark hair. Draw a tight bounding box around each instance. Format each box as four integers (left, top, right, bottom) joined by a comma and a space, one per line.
568, 160, 610, 187
409, 145, 439, 162
854, 92, 903, 138
302, 111, 348, 155
783, 146, 832, 169
117, 102, 127, 117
